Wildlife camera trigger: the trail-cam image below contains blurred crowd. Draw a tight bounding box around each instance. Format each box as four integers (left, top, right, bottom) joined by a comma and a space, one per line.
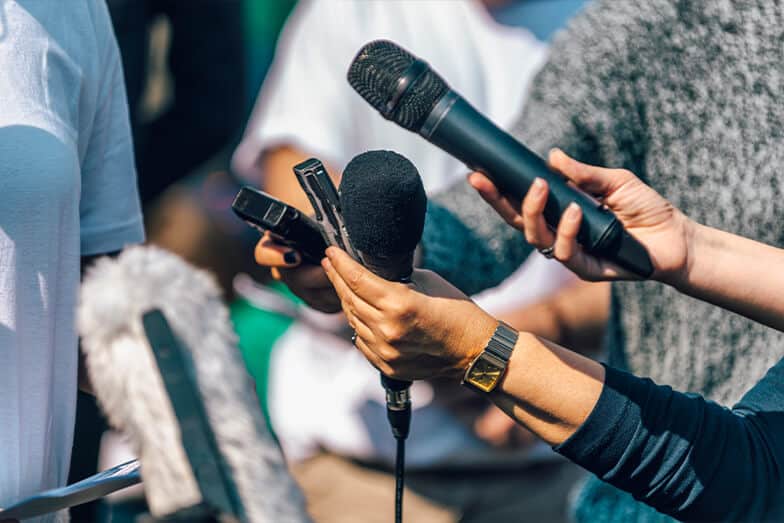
72, 1, 593, 522
3, 0, 782, 522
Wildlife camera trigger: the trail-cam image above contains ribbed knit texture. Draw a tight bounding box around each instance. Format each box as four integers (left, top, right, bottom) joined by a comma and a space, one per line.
423, 188, 533, 296
422, 1, 784, 520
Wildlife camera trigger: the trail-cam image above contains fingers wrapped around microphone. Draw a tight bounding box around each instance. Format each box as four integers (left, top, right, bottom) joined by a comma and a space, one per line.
322, 247, 497, 381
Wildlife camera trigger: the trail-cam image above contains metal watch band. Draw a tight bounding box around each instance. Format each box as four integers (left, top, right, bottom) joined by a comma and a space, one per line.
461, 321, 519, 392
484, 321, 517, 362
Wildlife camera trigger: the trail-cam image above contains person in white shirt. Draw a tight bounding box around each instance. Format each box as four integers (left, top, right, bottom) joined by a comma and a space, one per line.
0, 2, 144, 521
236, 1, 594, 521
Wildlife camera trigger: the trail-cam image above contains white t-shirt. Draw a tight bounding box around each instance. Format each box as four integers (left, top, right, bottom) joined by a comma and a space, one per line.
234, 0, 576, 466
0, 1, 144, 520
233, 0, 547, 194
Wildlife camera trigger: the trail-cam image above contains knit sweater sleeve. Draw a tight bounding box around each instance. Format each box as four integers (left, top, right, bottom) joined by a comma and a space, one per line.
554, 360, 784, 522
420, 1, 648, 294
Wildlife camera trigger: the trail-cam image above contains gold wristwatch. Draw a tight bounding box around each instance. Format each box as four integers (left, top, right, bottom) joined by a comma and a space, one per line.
461, 321, 518, 393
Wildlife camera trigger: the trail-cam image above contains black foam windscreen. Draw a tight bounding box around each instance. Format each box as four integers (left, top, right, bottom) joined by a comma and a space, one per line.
339, 150, 426, 260
347, 40, 449, 132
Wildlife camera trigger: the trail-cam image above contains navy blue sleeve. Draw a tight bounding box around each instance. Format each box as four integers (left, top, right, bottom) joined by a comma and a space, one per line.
554, 362, 784, 521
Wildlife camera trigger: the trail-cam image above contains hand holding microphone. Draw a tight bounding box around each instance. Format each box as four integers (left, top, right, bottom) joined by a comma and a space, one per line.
346, 40, 655, 278
471, 149, 694, 284
323, 250, 497, 382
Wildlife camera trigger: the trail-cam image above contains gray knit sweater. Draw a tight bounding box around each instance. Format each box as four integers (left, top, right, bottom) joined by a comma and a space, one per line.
422, 1, 784, 520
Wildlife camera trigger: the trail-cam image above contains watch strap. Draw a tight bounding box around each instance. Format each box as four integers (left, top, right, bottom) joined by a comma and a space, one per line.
462, 321, 518, 392
484, 321, 517, 362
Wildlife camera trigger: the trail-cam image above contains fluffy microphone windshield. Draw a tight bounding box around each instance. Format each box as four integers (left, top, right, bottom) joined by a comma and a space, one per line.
347, 40, 448, 131
78, 246, 308, 522
339, 150, 426, 266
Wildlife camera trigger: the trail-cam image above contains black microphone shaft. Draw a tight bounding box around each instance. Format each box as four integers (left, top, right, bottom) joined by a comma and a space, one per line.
364, 255, 413, 440
422, 92, 653, 277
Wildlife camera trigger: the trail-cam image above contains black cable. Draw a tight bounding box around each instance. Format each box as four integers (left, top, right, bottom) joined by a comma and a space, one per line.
380, 375, 411, 523
394, 437, 405, 523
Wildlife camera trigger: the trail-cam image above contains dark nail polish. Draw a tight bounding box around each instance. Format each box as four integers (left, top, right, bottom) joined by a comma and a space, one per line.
284, 251, 298, 264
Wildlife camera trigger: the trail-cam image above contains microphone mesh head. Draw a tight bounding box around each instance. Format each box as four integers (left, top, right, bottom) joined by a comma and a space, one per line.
347, 40, 449, 131
339, 150, 426, 258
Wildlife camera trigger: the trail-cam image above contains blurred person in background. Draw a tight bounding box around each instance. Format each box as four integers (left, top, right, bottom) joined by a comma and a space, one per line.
0, 1, 144, 522
239, 1, 592, 521
106, 0, 245, 206
68, 2, 271, 521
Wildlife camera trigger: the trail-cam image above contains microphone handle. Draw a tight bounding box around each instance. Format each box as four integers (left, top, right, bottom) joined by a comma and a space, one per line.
421, 92, 653, 278
361, 257, 415, 440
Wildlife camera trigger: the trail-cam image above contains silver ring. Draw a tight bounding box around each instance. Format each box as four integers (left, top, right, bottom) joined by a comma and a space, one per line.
539, 246, 555, 259
351, 332, 357, 345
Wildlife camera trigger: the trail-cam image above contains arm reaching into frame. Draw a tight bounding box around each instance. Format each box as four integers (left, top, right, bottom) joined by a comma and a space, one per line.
471, 149, 784, 332
321, 247, 784, 522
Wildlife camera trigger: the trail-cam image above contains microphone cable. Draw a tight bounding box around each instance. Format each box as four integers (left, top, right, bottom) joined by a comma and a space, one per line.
395, 437, 406, 523
338, 149, 426, 523
380, 374, 411, 523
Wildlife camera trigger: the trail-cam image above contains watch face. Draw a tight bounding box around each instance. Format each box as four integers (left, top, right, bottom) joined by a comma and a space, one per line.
466, 356, 504, 393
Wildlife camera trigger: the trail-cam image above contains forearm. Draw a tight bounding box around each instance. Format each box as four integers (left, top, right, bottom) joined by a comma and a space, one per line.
260, 146, 317, 213
676, 222, 784, 331
488, 331, 783, 521
489, 332, 605, 446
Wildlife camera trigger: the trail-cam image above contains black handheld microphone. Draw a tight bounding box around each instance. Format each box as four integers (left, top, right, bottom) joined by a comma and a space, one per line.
339, 150, 427, 440
339, 150, 426, 523
347, 40, 653, 278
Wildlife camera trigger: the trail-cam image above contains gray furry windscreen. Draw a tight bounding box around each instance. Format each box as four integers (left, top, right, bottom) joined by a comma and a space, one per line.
339, 150, 426, 258
347, 40, 449, 131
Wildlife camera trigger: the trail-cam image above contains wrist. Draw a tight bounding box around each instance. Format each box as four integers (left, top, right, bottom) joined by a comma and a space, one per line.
668, 218, 707, 292
657, 212, 700, 289
459, 318, 519, 393
449, 308, 498, 379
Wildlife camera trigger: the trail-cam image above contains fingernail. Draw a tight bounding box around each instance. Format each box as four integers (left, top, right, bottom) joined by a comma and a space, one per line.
284, 251, 299, 264
532, 178, 545, 193
566, 202, 581, 220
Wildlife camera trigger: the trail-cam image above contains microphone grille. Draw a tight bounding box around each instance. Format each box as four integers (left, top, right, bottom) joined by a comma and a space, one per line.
347, 40, 449, 131
339, 150, 426, 259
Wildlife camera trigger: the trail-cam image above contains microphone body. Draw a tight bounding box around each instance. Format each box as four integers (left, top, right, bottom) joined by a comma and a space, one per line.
362, 250, 413, 440
347, 41, 653, 278
423, 92, 619, 253
339, 150, 428, 439
78, 246, 308, 523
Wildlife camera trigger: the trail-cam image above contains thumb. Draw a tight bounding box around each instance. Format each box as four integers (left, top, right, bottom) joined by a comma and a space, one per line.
548, 148, 635, 197
254, 231, 301, 268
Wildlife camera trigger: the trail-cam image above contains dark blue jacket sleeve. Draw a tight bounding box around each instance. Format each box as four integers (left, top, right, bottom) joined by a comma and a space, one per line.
554, 361, 784, 522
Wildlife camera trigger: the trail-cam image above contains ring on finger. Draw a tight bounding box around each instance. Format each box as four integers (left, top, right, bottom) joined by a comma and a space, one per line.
539, 245, 555, 259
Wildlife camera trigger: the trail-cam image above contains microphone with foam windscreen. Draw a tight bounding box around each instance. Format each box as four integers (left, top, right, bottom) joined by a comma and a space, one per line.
339, 150, 427, 441
78, 246, 309, 523
339, 150, 427, 523
347, 40, 654, 278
